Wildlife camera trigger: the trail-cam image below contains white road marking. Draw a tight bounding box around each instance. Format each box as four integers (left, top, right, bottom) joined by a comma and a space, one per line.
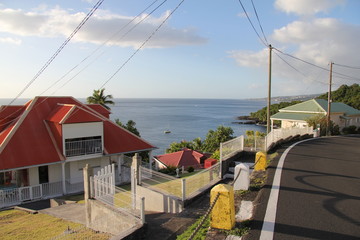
259, 138, 315, 240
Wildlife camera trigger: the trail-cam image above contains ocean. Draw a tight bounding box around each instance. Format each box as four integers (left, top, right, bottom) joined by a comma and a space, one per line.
109, 98, 266, 155
0, 98, 267, 155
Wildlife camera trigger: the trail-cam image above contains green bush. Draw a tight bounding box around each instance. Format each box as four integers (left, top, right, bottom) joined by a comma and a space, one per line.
342, 125, 357, 135
187, 166, 194, 173
159, 165, 177, 175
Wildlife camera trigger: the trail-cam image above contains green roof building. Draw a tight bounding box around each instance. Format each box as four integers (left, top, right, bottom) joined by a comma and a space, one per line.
271, 99, 360, 130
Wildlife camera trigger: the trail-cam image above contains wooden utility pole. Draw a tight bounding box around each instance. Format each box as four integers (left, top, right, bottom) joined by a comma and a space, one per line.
267, 45, 272, 134
326, 62, 333, 136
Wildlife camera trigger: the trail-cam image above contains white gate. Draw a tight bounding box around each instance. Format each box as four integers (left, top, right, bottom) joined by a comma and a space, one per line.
90, 164, 115, 204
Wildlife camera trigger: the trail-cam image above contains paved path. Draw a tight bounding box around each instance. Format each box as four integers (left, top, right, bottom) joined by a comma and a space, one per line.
246, 135, 360, 240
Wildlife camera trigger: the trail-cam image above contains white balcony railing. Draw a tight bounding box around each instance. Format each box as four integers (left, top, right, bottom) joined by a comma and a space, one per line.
65, 138, 102, 157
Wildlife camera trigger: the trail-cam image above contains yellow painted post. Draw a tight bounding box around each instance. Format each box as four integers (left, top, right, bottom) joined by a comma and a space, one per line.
255, 151, 267, 171
210, 184, 235, 230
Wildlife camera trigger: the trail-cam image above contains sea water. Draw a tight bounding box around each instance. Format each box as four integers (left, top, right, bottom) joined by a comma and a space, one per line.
110, 98, 266, 155
0, 98, 267, 155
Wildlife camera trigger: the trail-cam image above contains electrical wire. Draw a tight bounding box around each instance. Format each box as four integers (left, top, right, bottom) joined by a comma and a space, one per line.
250, 0, 268, 45
7, 0, 105, 106
273, 47, 360, 82
237, 0, 267, 47
274, 51, 328, 85
39, 0, 166, 96
99, 0, 187, 88
0, 0, 167, 127
333, 63, 360, 70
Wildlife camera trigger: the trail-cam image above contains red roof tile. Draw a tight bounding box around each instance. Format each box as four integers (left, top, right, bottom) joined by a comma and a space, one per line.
0, 96, 155, 170
155, 148, 206, 169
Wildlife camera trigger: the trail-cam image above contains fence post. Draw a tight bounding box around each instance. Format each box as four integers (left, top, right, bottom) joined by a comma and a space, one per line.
141, 197, 145, 224
219, 143, 223, 179
181, 179, 186, 201
131, 167, 136, 209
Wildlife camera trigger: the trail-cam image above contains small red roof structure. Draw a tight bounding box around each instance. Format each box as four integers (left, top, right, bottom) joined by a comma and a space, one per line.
0, 96, 156, 171
154, 148, 209, 169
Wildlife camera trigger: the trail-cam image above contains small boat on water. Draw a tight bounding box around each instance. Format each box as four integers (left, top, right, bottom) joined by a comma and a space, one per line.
164, 130, 171, 134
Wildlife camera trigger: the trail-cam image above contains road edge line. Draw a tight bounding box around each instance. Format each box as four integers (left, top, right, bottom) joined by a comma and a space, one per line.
259, 138, 315, 240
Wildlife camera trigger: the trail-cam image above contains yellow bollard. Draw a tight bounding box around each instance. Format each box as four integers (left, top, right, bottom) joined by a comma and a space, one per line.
210, 184, 235, 230
255, 151, 267, 171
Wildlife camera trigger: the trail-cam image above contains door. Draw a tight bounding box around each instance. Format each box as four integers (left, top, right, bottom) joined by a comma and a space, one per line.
38, 166, 49, 184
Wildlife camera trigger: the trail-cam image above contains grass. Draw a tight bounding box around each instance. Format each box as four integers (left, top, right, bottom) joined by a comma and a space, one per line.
176, 216, 210, 240
0, 209, 111, 240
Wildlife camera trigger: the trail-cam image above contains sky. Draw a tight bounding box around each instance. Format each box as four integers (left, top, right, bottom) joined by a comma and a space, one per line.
0, 0, 359, 101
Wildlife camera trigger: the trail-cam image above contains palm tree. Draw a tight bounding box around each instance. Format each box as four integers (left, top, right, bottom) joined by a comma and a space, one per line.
87, 88, 114, 110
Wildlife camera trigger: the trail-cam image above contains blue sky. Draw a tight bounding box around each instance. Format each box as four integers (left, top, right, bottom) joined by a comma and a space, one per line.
0, 0, 359, 101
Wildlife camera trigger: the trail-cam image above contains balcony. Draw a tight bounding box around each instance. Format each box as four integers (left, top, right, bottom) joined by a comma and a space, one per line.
65, 137, 102, 157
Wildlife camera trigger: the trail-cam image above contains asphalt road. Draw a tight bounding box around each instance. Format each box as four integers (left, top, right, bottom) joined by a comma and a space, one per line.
246, 135, 360, 240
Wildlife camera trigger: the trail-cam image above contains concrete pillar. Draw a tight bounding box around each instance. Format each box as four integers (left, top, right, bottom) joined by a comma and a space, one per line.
148, 151, 153, 170
118, 154, 123, 183
132, 153, 142, 185
83, 164, 93, 228
255, 152, 267, 171
234, 163, 250, 191
61, 162, 66, 195
210, 184, 235, 230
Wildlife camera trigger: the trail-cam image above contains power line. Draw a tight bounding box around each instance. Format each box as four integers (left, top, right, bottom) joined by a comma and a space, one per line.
250, 0, 268, 45
39, 0, 167, 96
7, 0, 105, 106
237, 0, 267, 47
0, 0, 169, 127
274, 51, 328, 85
99, 0, 187, 88
333, 63, 360, 70
273, 47, 360, 82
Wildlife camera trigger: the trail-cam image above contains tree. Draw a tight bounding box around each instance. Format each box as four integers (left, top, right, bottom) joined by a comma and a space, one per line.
87, 88, 114, 110
115, 118, 140, 137
202, 125, 234, 153
250, 101, 302, 122
305, 114, 340, 136
166, 140, 196, 153
317, 84, 360, 109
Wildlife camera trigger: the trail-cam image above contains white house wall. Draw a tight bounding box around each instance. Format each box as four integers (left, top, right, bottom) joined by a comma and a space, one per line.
62, 122, 103, 139
48, 164, 62, 183
28, 167, 39, 186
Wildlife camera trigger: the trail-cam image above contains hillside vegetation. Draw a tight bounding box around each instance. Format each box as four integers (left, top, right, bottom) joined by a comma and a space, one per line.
249, 84, 360, 123
317, 84, 360, 109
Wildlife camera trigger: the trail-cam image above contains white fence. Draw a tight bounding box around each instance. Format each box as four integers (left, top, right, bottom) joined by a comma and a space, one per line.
0, 182, 63, 209
265, 126, 313, 150
140, 163, 221, 201
220, 136, 244, 161
90, 164, 144, 222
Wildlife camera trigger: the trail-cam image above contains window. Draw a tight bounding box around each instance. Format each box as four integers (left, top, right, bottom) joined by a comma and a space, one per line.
65, 136, 102, 157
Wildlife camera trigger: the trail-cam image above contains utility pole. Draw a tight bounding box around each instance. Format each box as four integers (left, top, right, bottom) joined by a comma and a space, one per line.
326, 62, 333, 136
267, 45, 272, 134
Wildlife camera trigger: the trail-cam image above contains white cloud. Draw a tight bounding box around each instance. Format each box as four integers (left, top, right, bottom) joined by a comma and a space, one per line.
0, 7, 207, 48
0, 37, 21, 45
230, 16, 360, 95
274, 0, 345, 15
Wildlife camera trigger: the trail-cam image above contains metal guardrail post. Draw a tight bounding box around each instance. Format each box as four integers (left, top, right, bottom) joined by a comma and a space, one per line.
181, 179, 186, 201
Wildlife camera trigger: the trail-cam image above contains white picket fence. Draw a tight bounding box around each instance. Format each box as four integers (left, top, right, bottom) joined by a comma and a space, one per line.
90, 164, 115, 203
0, 182, 63, 209
265, 126, 313, 150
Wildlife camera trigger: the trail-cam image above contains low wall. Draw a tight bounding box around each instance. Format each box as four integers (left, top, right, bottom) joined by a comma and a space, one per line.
136, 185, 183, 213
87, 199, 143, 236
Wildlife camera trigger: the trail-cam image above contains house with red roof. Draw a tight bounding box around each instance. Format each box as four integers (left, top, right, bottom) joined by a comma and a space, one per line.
0, 96, 155, 202
153, 148, 217, 170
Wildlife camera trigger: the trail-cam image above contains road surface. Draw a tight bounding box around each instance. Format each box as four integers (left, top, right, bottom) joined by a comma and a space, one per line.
246, 135, 360, 240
